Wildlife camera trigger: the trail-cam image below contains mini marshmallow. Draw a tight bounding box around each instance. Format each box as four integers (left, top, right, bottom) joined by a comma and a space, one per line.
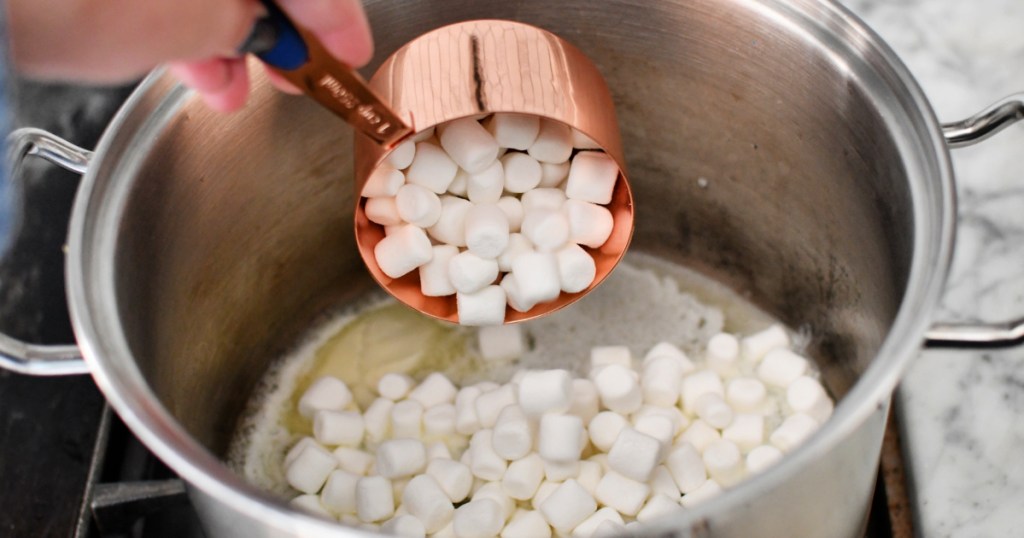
741, 324, 790, 362
298, 376, 353, 419
427, 441, 453, 461
403, 474, 456, 533
593, 520, 627, 538
528, 120, 574, 164
285, 437, 319, 469
286, 441, 338, 494
650, 465, 681, 499
706, 333, 740, 375
694, 393, 734, 430
665, 443, 706, 494
453, 499, 504, 538
531, 481, 560, 511
374, 224, 434, 279
497, 233, 534, 273
568, 379, 601, 423
290, 494, 332, 518
565, 151, 618, 205
521, 188, 567, 212
457, 285, 507, 326
501, 152, 543, 193
678, 420, 722, 453
365, 196, 402, 226
544, 459, 581, 482
471, 483, 515, 521
726, 377, 767, 412
722, 413, 765, 452
427, 458, 474, 503
501, 509, 552, 538
539, 479, 597, 533
419, 245, 458, 297
702, 439, 744, 486
321, 469, 360, 515
786, 376, 834, 423
563, 199, 614, 249
469, 430, 508, 480
636, 494, 685, 523
594, 364, 643, 414
313, 410, 364, 447
518, 369, 574, 416
449, 251, 500, 294
485, 113, 541, 150
407, 142, 458, 194
501, 274, 535, 313
477, 324, 525, 362
502, 453, 545, 500
680, 479, 721, 508
538, 161, 570, 188
363, 397, 395, 443
363, 166, 405, 197
448, 169, 469, 196
409, 372, 459, 409
333, 446, 375, 476
429, 195, 474, 247
388, 140, 416, 170
757, 349, 810, 388
642, 342, 695, 372
770, 413, 819, 452
681, 370, 725, 414
572, 507, 624, 537
746, 444, 784, 474
556, 244, 597, 294
575, 460, 603, 497
594, 470, 650, 516
474, 383, 517, 428
641, 356, 684, 407
521, 209, 570, 252
376, 439, 426, 478
571, 128, 602, 150
468, 160, 505, 204
511, 252, 562, 305
590, 345, 633, 371
588, 454, 609, 472
382, 515, 427, 538
497, 196, 525, 233
424, 403, 457, 437
539, 413, 585, 463
633, 405, 689, 436
356, 475, 395, 522
455, 386, 483, 435
391, 399, 424, 439
607, 427, 661, 482
410, 126, 435, 143
493, 405, 533, 460
465, 203, 511, 259
439, 117, 500, 174
378, 373, 416, 401
396, 184, 442, 227
588, 411, 629, 453
633, 415, 674, 459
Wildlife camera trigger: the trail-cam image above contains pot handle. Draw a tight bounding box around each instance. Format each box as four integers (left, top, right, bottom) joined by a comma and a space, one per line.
925, 93, 1024, 348
0, 128, 91, 375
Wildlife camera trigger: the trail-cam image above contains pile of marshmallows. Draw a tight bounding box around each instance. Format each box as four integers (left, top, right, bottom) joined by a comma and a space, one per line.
283, 323, 833, 537
362, 114, 620, 325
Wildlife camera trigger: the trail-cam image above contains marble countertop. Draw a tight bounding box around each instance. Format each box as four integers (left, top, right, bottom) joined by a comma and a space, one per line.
842, 0, 1024, 536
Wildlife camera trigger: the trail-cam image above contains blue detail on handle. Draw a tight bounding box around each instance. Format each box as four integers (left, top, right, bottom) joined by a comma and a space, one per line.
255, 1, 309, 71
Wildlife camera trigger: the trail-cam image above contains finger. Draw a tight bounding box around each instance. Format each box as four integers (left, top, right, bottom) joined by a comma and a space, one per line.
199, 59, 251, 113
277, 0, 374, 67
265, 69, 303, 95
169, 59, 232, 95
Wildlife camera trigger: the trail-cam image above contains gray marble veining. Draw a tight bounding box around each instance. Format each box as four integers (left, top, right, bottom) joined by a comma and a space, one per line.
843, 0, 1024, 535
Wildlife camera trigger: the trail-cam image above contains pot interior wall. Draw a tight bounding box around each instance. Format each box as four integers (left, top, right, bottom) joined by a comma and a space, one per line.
115, 0, 914, 457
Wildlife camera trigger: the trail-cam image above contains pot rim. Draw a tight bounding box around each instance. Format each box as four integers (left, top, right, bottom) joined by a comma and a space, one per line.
65, 0, 955, 534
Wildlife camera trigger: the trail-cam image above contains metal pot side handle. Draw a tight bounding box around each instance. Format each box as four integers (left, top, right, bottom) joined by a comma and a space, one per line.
925, 93, 1024, 348
0, 128, 91, 375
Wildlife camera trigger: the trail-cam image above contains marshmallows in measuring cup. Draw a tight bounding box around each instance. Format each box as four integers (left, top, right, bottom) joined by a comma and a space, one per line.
362, 114, 621, 325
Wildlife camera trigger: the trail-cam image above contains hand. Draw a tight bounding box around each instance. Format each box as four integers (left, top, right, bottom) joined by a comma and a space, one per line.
6, 0, 374, 112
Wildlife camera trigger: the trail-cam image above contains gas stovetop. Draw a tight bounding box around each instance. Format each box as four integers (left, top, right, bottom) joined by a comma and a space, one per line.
0, 80, 914, 538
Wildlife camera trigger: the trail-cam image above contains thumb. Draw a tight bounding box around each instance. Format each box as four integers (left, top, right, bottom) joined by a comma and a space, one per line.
275, 0, 374, 68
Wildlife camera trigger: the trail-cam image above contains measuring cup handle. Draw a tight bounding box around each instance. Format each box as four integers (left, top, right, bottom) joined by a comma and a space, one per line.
0, 128, 90, 376
924, 93, 1024, 348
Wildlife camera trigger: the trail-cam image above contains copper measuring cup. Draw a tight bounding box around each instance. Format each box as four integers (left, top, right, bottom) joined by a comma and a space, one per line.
248, 12, 633, 324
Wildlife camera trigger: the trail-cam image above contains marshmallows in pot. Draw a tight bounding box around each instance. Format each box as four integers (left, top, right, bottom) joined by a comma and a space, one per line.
362, 114, 621, 325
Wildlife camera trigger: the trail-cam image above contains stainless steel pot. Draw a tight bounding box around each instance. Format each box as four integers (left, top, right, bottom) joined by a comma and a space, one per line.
3, 0, 1023, 536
